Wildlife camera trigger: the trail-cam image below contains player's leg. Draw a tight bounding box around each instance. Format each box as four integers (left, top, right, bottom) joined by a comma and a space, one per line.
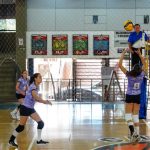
16, 98, 24, 120
9, 105, 29, 147
9, 116, 28, 147
133, 103, 140, 134
10, 94, 20, 119
130, 95, 141, 143
125, 94, 135, 137
125, 103, 135, 137
30, 111, 49, 144
131, 103, 141, 142
10, 94, 24, 120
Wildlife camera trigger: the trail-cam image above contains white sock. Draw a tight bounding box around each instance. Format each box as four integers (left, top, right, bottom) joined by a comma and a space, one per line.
135, 126, 139, 134
132, 115, 139, 134
12, 130, 19, 137
37, 129, 42, 141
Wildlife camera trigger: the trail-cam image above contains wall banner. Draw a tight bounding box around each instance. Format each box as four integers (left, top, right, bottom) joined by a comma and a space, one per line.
52, 34, 68, 55
31, 34, 47, 55
93, 35, 109, 55
73, 34, 88, 55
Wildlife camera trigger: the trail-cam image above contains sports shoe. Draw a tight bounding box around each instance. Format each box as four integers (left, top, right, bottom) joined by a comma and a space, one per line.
10, 112, 17, 119
8, 140, 18, 148
130, 132, 141, 143
37, 140, 49, 144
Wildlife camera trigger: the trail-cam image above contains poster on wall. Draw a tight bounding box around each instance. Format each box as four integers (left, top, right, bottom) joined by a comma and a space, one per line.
114, 31, 130, 53
31, 34, 47, 55
52, 34, 68, 55
93, 35, 109, 55
73, 34, 88, 55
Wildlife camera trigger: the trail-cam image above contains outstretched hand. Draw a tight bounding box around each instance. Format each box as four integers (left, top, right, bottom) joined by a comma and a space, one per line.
47, 100, 52, 105
43, 100, 52, 105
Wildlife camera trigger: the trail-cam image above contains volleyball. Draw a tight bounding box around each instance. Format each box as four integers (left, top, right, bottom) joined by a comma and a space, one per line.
123, 20, 134, 31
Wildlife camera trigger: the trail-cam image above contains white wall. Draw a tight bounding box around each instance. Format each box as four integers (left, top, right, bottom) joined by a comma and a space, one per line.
27, 0, 150, 31
26, 0, 150, 59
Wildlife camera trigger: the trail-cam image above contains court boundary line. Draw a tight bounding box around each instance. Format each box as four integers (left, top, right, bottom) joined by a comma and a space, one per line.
27, 133, 36, 150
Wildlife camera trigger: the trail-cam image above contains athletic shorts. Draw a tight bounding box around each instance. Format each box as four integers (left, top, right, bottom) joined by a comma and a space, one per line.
125, 94, 141, 104
16, 93, 25, 99
20, 105, 36, 116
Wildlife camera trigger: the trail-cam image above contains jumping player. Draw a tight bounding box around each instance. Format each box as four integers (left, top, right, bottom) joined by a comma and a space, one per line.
9, 73, 52, 148
118, 48, 146, 142
10, 70, 29, 120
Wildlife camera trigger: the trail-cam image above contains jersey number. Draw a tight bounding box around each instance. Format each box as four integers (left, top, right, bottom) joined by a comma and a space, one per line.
133, 83, 140, 89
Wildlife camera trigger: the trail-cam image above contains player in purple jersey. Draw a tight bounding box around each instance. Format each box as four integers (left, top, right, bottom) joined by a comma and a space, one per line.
10, 70, 29, 120
8, 73, 52, 148
119, 48, 146, 143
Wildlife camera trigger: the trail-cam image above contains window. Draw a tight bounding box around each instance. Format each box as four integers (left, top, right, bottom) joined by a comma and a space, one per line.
0, 19, 16, 30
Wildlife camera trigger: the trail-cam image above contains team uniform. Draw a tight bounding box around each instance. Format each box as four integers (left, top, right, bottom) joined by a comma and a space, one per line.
128, 31, 149, 66
10, 77, 29, 120
9, 82, 49, 148
20, 83, 38, 116
125, 71, 145, 104
125, 71, 145, 142
16, 77, 29, 99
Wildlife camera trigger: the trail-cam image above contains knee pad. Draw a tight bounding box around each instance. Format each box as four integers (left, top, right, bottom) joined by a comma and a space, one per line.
16, 125, 24, 133
125, 114, 132, 122
132, 115, 139, 123
37, 121, 44, 129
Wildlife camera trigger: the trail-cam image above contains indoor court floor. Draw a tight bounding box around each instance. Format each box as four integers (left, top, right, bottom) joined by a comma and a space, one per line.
0, 102, 150, 150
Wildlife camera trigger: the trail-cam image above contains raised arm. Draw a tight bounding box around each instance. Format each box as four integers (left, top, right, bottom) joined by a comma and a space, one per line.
118, 49, 128, 74
128, 42, 134, 54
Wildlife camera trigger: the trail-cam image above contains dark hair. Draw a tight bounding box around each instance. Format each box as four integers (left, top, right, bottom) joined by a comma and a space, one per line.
126, 64, 142, 77
134, 24, 140, 28
29, 73, 40, 85
21, 70, 27, 77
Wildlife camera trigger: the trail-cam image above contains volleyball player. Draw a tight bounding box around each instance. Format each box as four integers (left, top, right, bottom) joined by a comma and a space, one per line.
118, 48, 146, 142
9, 73, 52, 148
10, 70, 29, 120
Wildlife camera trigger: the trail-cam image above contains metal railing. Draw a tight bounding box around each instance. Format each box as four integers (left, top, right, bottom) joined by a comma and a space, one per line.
39, 78, 129, 102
